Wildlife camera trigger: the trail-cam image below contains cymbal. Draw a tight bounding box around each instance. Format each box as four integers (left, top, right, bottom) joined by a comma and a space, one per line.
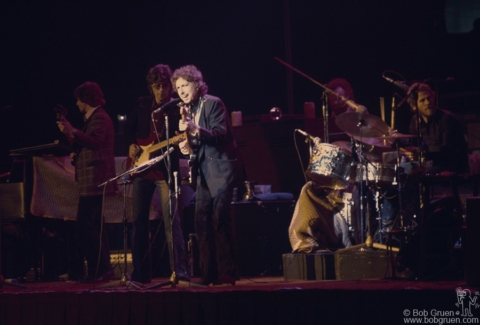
331, 140, 380, 162
374, 133, 416, 140
335, 112, 390, 138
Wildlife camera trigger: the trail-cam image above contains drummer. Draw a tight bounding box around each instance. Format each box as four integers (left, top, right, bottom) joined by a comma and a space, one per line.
402, 82, 469, 175
326, 78, 368, 119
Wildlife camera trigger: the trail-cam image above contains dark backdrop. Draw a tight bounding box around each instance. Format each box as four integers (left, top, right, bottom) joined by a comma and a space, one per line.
1, 0, 479, 174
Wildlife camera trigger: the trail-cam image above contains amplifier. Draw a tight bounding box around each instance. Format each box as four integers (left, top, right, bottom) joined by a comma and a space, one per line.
283, 252, 335, 280
231, 200, 295, 276
335, 249, 407, 280
0, 182, 26, 220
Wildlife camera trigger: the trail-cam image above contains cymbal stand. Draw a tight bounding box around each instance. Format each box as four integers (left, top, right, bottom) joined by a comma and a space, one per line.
388, 140, 418, 234
322, 91, 329, 143
340, 124, 399, 252
374, 188, 384, 244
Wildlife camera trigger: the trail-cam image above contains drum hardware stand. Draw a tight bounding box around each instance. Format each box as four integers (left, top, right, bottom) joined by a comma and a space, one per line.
374, 189, 385, 244
322, 91, 329, 143
388, 139, 418, 236
341, 131, 399, 253
274, 57, 364, 118
96, 148, 174, 290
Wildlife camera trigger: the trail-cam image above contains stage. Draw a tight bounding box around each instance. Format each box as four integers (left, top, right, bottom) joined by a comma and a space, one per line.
1, 275, 479, 325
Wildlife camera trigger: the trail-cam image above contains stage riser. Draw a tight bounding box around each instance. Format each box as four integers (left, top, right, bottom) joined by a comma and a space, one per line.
283, 250, 405, 281
466, 197, 480, 286
282, 252, 335, 280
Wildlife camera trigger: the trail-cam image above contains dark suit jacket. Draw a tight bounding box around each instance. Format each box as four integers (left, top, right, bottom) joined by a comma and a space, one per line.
193, 95, 243, 197
73, 107, 117, 196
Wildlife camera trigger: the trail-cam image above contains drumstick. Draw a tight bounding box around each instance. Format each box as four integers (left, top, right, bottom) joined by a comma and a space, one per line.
380, 97, 385, 122
391, 96, 395, 129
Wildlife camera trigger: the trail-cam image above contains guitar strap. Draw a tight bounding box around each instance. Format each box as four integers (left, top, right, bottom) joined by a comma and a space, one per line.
189, 97, 207, 161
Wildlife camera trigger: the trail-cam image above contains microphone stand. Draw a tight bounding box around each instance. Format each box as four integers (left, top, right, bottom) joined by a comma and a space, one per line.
145, 114, 188, 289
96, 175, 141, 290
96, 148, 174, 290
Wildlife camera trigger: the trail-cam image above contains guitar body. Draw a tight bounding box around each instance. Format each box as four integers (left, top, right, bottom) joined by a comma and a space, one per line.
134, 142, 157, 168
54, 104, 78, 165
127, 132, 187, 172
187, 136, 200, 187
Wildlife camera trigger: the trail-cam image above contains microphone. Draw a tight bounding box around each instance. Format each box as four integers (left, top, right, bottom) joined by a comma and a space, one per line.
152, 98, 182, 114
383, 76, 409, 92
173, 171, 180, 195
296, 129, 319, 141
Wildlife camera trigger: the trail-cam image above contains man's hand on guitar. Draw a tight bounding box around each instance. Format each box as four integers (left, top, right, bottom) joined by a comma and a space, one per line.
57, 118, 77, 145
129, 144, 141, 159
179, 117, 199, 135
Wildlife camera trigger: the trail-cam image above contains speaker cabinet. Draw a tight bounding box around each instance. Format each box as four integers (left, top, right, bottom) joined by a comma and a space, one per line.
283, 252, 335, 280
466, 197, 480, 286
335, 249, 401, 280
0, 182, 26, 220
231, 200, 295, 276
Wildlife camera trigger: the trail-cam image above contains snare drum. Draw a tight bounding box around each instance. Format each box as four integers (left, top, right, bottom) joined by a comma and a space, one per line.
306, 143, 353, 190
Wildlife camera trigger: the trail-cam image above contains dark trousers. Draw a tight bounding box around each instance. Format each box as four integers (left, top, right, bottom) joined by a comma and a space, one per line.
131, 177, 189, 283
195, 173, 236, 282
76, 195, 111, 277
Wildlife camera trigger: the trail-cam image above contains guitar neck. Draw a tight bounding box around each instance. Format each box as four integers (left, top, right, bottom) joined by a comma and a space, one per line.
147, 132, 186, 154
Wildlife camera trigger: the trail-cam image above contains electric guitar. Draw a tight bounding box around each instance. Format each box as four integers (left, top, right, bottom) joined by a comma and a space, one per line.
54, 104, 67, 121
54, 104, 79, 166
179, 103, 200, 185
127, 132, 187, 171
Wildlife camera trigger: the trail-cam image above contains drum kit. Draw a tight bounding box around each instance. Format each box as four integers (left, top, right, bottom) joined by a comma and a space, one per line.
273, 57, 421, 250
304, 110, 417, 250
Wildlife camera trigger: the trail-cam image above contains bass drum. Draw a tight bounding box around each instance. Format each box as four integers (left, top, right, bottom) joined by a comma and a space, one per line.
306, 143, 353, 190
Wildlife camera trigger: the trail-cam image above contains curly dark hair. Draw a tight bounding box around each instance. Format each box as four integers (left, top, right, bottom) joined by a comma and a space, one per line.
171, 65, 208, 96
146, 64, 173, 95
74, 81, 106, 107
406, 82, 435, 111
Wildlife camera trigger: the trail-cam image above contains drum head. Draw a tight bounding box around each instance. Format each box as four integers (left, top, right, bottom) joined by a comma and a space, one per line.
306, 143, 353, 190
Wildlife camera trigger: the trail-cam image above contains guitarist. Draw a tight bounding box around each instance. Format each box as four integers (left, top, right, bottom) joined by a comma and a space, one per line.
174, 65, 244, 286
125, 64, 189, 284
56, 81, 116, 282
